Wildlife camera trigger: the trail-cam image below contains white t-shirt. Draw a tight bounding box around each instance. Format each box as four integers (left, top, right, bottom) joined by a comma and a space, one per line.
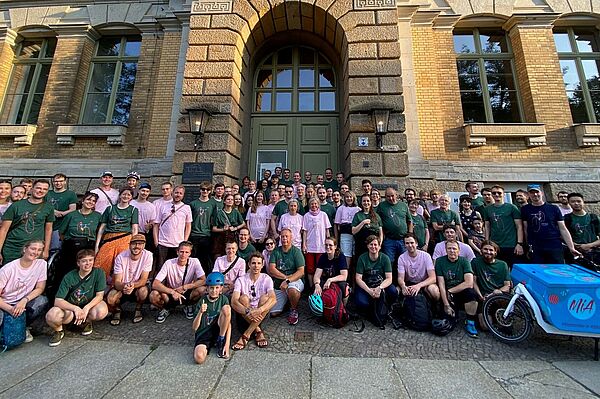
334, 205, 360, 225
433, 241, 476, 261
155, 201, 192, 248
278, 213, 303, 248
0, 258, 47, 305
113, 249, 153, 284
155, 258, 205, 289
131, 200, 157, 234
246, 205, 270, 241
233, 273, 274, 308
397, 250, 434, 284
92, 187, 119, 215
213, 255, 246, 286
302, 211, 331, 253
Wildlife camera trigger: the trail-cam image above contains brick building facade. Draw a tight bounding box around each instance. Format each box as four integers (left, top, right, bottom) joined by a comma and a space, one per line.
0, 0, 598, 201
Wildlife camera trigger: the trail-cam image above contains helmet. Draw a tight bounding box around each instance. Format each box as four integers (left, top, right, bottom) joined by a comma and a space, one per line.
431, 318, 455, 336
127, 171, 140, 180
308, 294, 323, 316
206, 272, 225, 286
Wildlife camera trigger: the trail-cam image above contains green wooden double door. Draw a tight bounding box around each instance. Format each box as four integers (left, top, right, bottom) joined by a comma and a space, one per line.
250, 115, 338, 181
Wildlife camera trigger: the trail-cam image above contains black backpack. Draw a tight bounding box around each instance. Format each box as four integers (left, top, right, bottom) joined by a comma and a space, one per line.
401, 293, 432, 331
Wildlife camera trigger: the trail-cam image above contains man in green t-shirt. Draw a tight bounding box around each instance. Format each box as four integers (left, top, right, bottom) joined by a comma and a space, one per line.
435, 241, 479, 338
0, 179, 55, 265
317, 187, 336, 228
192, 272, 231, 363
268, 228, 305, 325
472, 241, 511, 299
465, 182, 484, 209
482, 185, 524, 268
45, 249, 108, 347
270, 187, 294, 239
565, 192, 600, 261
46, 173, 78, 252
376, 188, 412, 268
190, 181, 217, 274
430, 194, 461, 243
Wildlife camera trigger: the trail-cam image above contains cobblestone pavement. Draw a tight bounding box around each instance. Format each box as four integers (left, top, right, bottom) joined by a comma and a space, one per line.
33, 300, 598, 362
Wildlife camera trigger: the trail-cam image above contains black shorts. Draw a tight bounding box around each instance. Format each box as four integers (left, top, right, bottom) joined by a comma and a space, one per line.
164, 289, 194, 308
194, 323, 220, 351
449, 288, 478, 308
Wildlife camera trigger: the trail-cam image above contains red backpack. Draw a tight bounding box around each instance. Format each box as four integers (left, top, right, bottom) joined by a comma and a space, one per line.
322, 283, 349, 328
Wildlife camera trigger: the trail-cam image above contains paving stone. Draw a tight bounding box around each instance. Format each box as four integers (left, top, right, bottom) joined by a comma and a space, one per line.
0, 341, 152, 399
105, 345, 225, 398
211, 351, 311, 399
553, 361, 600, 396
394, 359, 511, 399
312, 357, 408, 399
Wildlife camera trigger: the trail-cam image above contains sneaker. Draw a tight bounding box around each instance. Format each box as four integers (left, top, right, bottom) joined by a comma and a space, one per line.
465, 320, 479, 338
216, 336, 226, 358
49, 330, 64, 347
184, 305, 195, 320
287, 309, 299, 325
81, 322, 93, 336
25, 328, 34, 343
156, 309, 170, 324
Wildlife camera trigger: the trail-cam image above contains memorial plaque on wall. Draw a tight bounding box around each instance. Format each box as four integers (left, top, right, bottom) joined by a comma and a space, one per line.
182, 162, 214, 203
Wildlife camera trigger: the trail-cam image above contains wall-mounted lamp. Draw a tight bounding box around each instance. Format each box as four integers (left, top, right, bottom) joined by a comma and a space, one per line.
188, 109, 211, 150
372, 109, 390, 150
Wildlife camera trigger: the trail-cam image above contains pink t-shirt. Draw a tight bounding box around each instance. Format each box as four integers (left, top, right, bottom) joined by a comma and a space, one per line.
0, 258, 47, 305
262, 249, 271, 266
432, 241, 476, 261
0, 202, 11, 217
334, 205, 361, 225
113, 249, 153, 284
131, 200, 157, 234
233, 272, 274, 308
92, 187, 119, 215
302, 211, 331, 253
397, 250, 434, 284
213, 255, 246, 286
246, 205, 270, 241
278, 213, 303, 248
155, 257, 205, 288
153, 197, 173, 216
155, 201, 192, 247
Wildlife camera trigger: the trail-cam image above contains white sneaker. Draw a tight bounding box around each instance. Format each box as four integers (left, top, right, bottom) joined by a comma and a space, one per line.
25, 328, 34, 343
156, 309, 170, 323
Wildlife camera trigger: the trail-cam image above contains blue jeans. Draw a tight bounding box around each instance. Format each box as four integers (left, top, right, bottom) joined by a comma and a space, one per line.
354, 285, 399, 312
382, 238, 406, 264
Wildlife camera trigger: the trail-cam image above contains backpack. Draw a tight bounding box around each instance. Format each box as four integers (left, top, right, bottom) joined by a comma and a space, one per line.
1, 312, 26, 352
401, 293, 432, 331
322, 283, 349, 328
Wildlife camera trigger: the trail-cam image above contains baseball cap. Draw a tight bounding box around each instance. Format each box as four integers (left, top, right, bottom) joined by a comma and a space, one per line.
527, 184, 542, 192
130, 234, 146, 243
101, 171, 113, 177
139, 182, 151, 190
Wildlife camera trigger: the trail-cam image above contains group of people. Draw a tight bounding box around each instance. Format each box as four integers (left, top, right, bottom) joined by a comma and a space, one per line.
0, 167, 597, 363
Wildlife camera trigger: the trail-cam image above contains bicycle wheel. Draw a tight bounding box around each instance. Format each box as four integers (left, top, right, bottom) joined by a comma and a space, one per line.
483, 294, 533, 343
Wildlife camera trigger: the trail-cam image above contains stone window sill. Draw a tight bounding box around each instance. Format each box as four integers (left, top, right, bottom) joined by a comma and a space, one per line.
573, 124, 600, 147
56, 124, 126, 145
464, 123, 547, 147
0, 124, 37, 145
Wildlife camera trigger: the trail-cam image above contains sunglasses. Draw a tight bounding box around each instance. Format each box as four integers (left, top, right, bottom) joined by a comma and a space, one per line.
491, 192, 503, 195
171, 205, 176, 213
251, 285, 257, 298
266, 242, 275, 246
200, 188, 210, 191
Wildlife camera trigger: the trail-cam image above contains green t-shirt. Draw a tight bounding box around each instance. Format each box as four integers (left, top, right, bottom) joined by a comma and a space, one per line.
194, 294, 229, 339
45, 190, 78, 231
214, 208, 244, 228
430, 208, 461, 242
1, 200, 56, 263
564, 213, 600, 245
410, 213, 427, 247
323, 180, 339, 191
470, 196, 485, 209
281, 179, 294, 187
56, 268, 106, 307
471, 257, 510, 296
101, 205, 139, 233
435, 255, 473, 290
482, 203, 521, 248
237, 243, 257, 262
272, 200, 289, 219
269, 245, 305, 289
376, 200, 411, 240
59, 210, 102, 241
190, 198, 217, 238
320, 202, 336, 227
356, 252, 392, 277
352, 211, 382, 236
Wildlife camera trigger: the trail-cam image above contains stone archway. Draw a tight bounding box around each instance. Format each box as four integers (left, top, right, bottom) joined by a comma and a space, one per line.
177, 0, 406, 187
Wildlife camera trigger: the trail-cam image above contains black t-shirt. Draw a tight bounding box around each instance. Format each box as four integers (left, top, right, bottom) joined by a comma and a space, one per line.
316, 253, 348, 285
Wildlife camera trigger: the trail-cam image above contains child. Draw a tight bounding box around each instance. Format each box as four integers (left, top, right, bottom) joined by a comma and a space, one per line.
468, 217, 486, 255
192, 272, 231, 364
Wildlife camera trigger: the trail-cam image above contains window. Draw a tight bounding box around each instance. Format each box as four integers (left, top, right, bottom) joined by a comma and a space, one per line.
0, 38, 56, 125
454, 29, 522, 123
81, 36, 141, 125
254, 47, 336, 113
555, 28, 600, 123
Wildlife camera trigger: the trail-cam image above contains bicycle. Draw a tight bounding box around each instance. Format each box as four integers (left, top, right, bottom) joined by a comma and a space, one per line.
483, 260, 600, 361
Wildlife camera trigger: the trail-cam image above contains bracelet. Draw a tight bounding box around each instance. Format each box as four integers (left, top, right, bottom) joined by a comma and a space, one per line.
314, 282, 320, 285
24, 296, 30, 302
517, 242, 523, 245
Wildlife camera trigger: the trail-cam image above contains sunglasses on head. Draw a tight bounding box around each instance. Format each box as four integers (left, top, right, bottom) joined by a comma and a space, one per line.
251, 285, 257, 297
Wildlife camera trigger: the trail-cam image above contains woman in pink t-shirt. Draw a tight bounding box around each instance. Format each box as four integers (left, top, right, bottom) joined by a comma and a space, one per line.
334, 191, 360, 267
302, 198, 331, 287
246, 191, 269, 250
261, 238, 275, 270
278, 199, 303, 249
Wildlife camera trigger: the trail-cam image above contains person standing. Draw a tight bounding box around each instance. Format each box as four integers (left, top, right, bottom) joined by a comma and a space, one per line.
190, 181, 217, 275
377, 187, 412, 267
46, 173, 78, 252
154, 185, 192, 270
91, 171, 119, 215
130, 182, 157, 250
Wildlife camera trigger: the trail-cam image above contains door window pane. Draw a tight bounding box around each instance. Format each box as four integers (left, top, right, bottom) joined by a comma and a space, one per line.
299, 69, 314, 88
256, 92, 272, 111
276, 69, 292, 88
319, 92, 335, 111
560, 59, 582, 91
275, 92, 292, 111
89, 63, 116, 92
453, 34, 476, 54
554, 33, 572, 53
298, 92, 314, 111
82, 93, 111, 124
575, 32, 600, 53
124, 38, 141, 57
257, 69, 273, 88
319, 69, 334, 88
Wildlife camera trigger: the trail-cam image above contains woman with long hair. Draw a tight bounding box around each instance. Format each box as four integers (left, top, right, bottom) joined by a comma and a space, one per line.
246, 191, 269, 251
313, 237, 349, 304
234, 193, 245, 215
335, 191, 360, 267
352, 194, 383, 258
212, 193, 245, 257
95, 187, 139, 281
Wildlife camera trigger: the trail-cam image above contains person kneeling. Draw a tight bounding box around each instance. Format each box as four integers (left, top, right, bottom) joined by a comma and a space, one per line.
45, 249, 108, 347
231, 253, 276, 350
193, 272, 231, 364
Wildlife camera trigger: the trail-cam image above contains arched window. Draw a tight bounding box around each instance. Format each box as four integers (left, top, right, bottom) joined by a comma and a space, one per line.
254, 46, 336, 113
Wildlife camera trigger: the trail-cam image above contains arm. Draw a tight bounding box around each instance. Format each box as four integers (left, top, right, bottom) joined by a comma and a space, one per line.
270, 215, 279, 239
184, 222, 191, 241
287, 266, 305, 283
43, 222, 53, 259
153, 222, 160, 243
182, 275, 206, 291
62, 203, 77, 216
0, 220, 11, 262
268, 262, 287, 280
468, 238, 482, 255
381, 271, 393, 289
192, 299, 205, 331
397, 270, 408, 295
409, 269, 437, 295
558, 221, 581, 255
423, 227, 430, 251
301, 229, 307, 253
95, 223, 107, 253
473, 276, 484, 300
436, 276, 454, 317
8, 280, 46, 317
378, 227, 383, 245
334, 223, 340, 242
133, 271, 150, 289
522, 220, 528, 243
447, 272, 474, 294
484, 221, 491, 241
514, 218, 524, 255
113, 273, 125, 291
313, 268, 323, 295
131, 223, 139, 236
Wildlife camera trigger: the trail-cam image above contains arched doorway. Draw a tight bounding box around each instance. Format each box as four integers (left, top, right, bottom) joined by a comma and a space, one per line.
249, 46, 339, 181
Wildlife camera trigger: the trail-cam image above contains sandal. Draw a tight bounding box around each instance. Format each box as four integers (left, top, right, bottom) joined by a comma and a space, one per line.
132, 309, 143, 324
255, 329, 269, 348
232, 334, 249, 351
110, 312, 121, 326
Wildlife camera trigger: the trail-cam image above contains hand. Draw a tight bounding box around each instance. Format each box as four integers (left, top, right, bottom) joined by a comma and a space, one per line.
172, 291, 186, 304
514, 244, 524, 256
407, 285, 421, 296
302, 245, 307, 253
363, 219, 371, 226
372, 287, 381, 298
570, 247, 583, 257
74, 307, 87, 325
174, 285, 186, 294
421, 245, 428, 251
200, 302, 207, 313
280, 280, 289, 290
401, 285, 410, 296
42, 249, 49, 260
323, 279, 332, 290
578, 243, 594, 252
12, 299, 27, 317
123, 284, 134, 295
314, 284, 322, 296
230, 226, 237, 232
443, 304, 455, 318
